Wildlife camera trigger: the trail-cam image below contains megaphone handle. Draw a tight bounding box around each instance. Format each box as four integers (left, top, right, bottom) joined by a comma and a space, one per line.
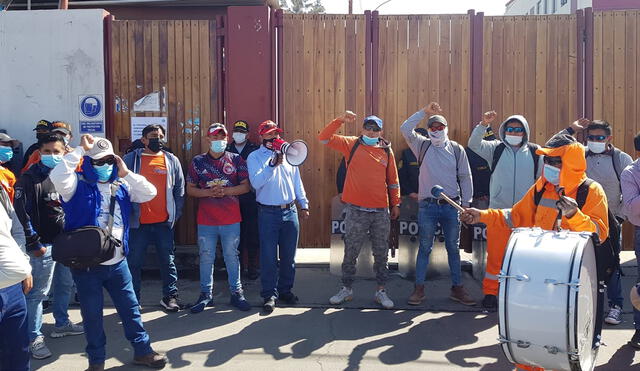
440, 194, 465, 213
269, 152, 281, 167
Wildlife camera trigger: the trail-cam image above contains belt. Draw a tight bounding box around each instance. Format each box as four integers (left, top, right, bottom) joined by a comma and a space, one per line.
258, 202, 295, 209
423, 197, 460, 206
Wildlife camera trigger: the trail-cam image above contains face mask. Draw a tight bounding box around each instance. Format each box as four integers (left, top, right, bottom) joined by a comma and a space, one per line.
210, 139, 227, 153
147, 138, 163, 153
504, 134, 523, 146
41, 154, 63, 169
233, 132, 247, 144
587, 141, 607, 154
94, 164, 114, 182
544, 164, 561, 185
0, 146, 13, 163
428, 127, 449, 147
362, 135, 379, 146
263, 138, 276, 150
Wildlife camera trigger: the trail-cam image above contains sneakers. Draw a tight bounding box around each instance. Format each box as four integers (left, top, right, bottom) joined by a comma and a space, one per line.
629, 330, 640, 349
85, 364, 105, 371
407, 284, 426, 305
330, 287, 353, 305
375, 289, 394, 309
190, 292, 213, 314
605, 305, 622, 325
279, 292, 299, 305
160, 294, 181, 312
50, 321, 84, 338
30, 335, 52, 359
230, 291, 251, 311
263, 296, 276, 313
133, 351, 168, 369
450, 285, 476, 306
482, 294, 498, 310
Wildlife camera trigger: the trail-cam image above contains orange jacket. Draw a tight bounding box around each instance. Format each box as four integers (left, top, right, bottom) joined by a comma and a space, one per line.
480, 142, 609, 241
318, 118, 401, 209
0, 166, 16, 202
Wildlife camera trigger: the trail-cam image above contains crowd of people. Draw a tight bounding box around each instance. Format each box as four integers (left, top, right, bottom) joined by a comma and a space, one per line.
0, 103, 639, 370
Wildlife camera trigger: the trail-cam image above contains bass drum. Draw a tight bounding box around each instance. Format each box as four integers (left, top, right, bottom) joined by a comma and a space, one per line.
498, 228, 602, 371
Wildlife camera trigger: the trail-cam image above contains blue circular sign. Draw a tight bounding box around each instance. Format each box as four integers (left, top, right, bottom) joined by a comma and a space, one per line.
80, 96, 102, 118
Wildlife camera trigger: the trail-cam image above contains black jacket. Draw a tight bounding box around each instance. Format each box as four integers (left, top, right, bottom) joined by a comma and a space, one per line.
398, 148, 419, 195
227, 140, 260, 204
14, 163, 64, 250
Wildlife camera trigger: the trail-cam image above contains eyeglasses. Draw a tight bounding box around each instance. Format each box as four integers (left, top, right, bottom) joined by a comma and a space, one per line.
363, 124, 381, 132
505, 127, 525, 133
429, 125, 445, 132
543, 156, 562, 166
92, 157, 115, 166
587, 135, 608, 141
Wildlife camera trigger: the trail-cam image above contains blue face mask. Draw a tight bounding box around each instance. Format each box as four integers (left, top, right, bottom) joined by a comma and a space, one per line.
94, 164, 114, 182
544, 164, 561, 185
0, 146, 13, 163
41, 154, 63, 169
210, 140, 227, 153
362, 135, 379, 146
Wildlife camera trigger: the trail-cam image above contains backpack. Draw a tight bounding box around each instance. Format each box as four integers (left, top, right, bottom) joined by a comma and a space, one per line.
586, 147, 624, 184
337, 137, 391, 193
491, 142, 540, 180
533, 178, 620, 282
416, 139, 463, 187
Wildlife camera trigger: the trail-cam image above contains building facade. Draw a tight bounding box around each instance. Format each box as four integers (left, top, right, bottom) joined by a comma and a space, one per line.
505, 0, 639, 15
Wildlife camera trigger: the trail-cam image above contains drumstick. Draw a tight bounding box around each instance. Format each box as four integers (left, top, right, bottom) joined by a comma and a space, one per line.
431, 185, 465, 213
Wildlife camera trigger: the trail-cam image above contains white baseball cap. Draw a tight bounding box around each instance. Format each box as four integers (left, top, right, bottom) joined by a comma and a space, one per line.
86, 138, 115, 160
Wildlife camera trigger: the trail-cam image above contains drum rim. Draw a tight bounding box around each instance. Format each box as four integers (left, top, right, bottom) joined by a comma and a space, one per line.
499, 232, 520, 365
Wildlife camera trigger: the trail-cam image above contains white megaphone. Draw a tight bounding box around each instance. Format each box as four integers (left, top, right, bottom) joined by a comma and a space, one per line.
271, 138, 308, 166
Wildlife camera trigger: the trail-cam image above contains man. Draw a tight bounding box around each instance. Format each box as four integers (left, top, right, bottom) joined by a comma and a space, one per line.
318, 111, 399, 309
461, 134, 608, 371
400, 102, 475, 306
23, 121, 75, 174
620, 131, 640, 349
124, 124, 185, 312
50, 134, 166, 370
187, 123, 251, 313
226, 120, 261, 280
22, 120, 51, 169
467, 110, 541, 309
0, 133, 18, 200
14, 133, 83, 360
248, 120, 309, 313
558, 119, 632, 325
0, 175, 32, 371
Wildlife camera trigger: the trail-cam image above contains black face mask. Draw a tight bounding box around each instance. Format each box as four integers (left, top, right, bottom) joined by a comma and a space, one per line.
36, 132, 48, 141
263, 138, 276, 150
147, 138, 163, 153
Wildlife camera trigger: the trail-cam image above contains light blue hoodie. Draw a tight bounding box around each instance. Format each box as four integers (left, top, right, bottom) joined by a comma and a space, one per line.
467, 115, 541, 209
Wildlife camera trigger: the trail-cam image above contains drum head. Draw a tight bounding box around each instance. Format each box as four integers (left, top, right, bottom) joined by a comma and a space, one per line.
572, 238, 598, 371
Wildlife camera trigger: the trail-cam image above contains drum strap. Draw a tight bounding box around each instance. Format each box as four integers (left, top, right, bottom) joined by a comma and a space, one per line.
533, 178, 592, 209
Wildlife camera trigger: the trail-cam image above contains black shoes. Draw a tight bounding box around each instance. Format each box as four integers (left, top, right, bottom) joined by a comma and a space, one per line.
263, 296, 276, 313
279, 292, 299, 305
160, 294, 181, 312
482, 294, 497, 310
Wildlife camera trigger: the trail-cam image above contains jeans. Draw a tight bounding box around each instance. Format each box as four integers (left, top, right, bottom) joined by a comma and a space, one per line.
26, 245, 55, 341
0, 283, 30, 371
197, 223, 242, 294
52, 263, 74, 327
127, 223, 179, 301
634, 226, 640, 330
258, 204, 299, 299
71, 259, 153, 365
415, 201, 462, 286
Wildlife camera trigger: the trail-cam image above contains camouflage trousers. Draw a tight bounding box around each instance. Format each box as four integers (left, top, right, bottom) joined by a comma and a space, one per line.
342, 204, 391, 287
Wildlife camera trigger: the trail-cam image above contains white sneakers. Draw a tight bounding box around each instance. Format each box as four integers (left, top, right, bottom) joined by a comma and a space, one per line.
605, 305, 623, 325
329, 287, 394, 309
30, 335, 52, 359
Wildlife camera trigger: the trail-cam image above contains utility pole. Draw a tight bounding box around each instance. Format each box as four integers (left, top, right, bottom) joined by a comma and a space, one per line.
348, 0, 352, 14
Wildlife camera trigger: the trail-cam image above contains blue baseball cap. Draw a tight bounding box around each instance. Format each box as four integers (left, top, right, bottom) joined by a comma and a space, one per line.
363, 115, 383, 130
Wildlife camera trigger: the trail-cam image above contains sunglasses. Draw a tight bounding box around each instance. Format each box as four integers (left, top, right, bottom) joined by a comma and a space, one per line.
505, 127, 525, 133
363, 124, 382, 132
543, 156, 562, 166
91, 157, 115, 166
429, 125, 445, 132
587, 135, 608, 141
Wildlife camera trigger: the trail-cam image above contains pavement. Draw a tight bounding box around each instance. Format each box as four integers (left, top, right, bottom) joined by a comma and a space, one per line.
31, 251, 640, 370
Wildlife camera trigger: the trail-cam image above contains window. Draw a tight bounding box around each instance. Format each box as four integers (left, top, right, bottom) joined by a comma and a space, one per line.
537, 1, 541, 14
561, 0, 568, 6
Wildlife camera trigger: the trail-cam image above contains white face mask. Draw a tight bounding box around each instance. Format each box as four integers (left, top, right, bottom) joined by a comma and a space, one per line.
428, 127, 448, 147
587, 141, 607, 154
504, 134, 523, 146
233, 132, 247, 144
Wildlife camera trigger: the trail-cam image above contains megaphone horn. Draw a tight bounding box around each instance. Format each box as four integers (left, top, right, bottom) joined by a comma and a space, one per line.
281, 140, 309, 166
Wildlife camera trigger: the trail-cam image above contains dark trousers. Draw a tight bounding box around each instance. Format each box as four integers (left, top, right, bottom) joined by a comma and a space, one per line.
0, 283, 29, 371
239, 200, 260, 272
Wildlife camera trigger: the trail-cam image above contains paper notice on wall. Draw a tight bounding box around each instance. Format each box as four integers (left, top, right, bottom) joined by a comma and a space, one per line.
133, 91, 161, 112
131, 117, 167, 140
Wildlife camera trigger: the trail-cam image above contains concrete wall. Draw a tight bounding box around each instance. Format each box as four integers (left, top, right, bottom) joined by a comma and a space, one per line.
0, 9, 107, 149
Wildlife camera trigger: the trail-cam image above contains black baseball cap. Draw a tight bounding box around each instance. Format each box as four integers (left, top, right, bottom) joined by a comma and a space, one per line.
33, 120, 51, 131
233, 120, 249, 133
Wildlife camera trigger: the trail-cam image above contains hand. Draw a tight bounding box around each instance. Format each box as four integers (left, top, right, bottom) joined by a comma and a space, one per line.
300, 209, 310, 220
270, 153, 284, 167
32, 246, 47, 258
423, 102, 443, 116
460, 208, 481, 225
211, 185, 225, 198
341, 110, 357, 124
556, 195, 578, 218
114, 156, 130, 178
22, 274, 33, 294
570, 118, 590, 132
409, 192, 419, 201
390, 205, 400, 220
481, 110, 497, 126
80, 134, 95, 152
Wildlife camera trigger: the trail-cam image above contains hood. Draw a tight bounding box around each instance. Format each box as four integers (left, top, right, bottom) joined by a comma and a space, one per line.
536, 142, 586, 193
498, 115, 531, 144
79, 155, 119, 184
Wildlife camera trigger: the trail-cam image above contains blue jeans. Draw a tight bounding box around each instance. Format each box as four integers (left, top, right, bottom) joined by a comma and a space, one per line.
0, 283, 29, 371
634, 226, 640, 330
52, 263, 74, 327
197, 223, 242, 294
258, 204, 299, 299
415, 201, 462, 286
71, 259, 153, 365
127, 223, 179, 300
26, 245, 55, 341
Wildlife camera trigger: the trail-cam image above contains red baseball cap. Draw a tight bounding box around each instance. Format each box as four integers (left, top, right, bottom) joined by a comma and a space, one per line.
207, 123, 228, 136
258, 120, 283, 136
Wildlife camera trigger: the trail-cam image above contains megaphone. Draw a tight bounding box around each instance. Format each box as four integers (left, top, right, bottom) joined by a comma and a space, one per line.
271, 138, 308, 166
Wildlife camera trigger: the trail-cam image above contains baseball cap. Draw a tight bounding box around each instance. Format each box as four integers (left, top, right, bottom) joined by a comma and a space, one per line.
233, 120, 249, 133
86, 138, 115, 160
258, 120, 283, 136
33, 120, 51, 131
52, 127, 71, 136
363, 116, 383, 130
207, 123, 228, 136
0, 133, 16, 143
427, 115, 448, 128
